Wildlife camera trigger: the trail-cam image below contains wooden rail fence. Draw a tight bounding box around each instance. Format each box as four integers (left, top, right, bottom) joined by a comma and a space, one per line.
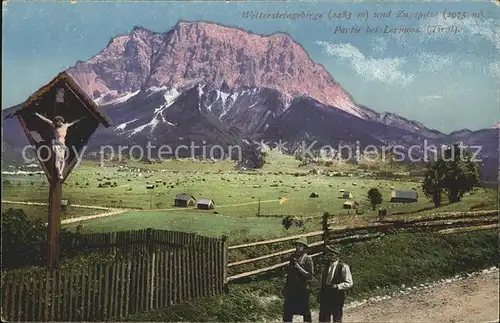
227, 210, 499, 281
2, 229, 228, 322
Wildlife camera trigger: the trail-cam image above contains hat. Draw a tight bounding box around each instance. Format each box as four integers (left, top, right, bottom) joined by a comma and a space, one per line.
294, 237, 309, 247
325, 245, 341, 255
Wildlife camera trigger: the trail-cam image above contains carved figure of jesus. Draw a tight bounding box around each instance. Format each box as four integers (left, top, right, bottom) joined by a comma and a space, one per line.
34, 112, 84, 180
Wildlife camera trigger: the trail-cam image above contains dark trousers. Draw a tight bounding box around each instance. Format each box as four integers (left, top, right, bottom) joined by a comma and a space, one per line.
319, 290, 345, 322
283, 310, 312, 322
283, 291, 312, 322
319, 303, 343, 322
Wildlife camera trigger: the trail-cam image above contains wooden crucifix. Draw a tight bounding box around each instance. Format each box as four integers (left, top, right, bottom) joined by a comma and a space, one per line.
5, 71, 111, 268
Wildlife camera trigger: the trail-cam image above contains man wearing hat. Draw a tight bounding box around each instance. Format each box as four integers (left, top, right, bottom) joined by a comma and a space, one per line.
318, 245, 353, 322
282, 237, 315, 322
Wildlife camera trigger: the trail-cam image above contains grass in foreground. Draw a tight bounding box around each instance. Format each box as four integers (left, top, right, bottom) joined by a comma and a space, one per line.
126, 229, 499, 322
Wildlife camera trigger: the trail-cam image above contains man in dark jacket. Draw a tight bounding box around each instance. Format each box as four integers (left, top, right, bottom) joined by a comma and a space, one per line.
282, 237, 314, 322
318, 245, 353, 322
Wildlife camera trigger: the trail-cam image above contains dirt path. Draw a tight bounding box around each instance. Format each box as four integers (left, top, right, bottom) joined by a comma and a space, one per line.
2, 200, 114, 211
345, 270, 499, 322
60, 209, 128, 225
294, 270, 499, 323
293, 270, 499, 322
2, 200, 129, 225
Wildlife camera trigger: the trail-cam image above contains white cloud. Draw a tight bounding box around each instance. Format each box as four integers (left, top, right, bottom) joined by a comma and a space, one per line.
419, 95, 443, 102
371, 37, 388, 55
417, 52, 453, 72
316, 41, 414, 87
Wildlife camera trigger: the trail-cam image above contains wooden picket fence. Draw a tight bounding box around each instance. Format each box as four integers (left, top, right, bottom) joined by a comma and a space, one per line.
71, 228, 203, 256
2, 230, 228, 322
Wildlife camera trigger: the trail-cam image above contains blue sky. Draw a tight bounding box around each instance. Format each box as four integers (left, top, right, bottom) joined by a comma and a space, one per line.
2, 1, 499, 133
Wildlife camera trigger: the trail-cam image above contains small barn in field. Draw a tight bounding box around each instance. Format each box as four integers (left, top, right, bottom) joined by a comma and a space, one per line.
174, 194, 196, 207
390, 190, 418, 203
197, 199, 215, 210
343, 200, 358, 209
342, 191, 353, 199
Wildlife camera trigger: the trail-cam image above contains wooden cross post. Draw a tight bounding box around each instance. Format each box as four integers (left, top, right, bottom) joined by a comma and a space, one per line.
47, 161, 62, 268
47, 89, 64, 268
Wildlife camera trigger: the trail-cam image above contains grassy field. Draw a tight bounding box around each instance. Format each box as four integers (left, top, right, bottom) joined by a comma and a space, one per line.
63, 210, 321, 244
3, 151, 497, 239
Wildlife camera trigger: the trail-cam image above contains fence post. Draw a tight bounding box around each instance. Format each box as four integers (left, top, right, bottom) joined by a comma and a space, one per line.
322, 212, 329, 247
146, 228, 155, 310
221, 235, 229, 293
146, 228, 153, 254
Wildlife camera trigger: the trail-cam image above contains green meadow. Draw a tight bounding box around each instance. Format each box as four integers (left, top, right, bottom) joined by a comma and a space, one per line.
3, 151, 496, 242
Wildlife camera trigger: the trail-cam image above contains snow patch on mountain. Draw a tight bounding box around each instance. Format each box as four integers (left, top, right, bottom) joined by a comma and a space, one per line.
146, 86, 168, 97
219, 95, 235, 120
154, 88, 180, 113
115, 118, 139, 131
126, 88, 180, 136
130, 123, 150, 135
198, 84, 205, 111
219, 90, 230, 106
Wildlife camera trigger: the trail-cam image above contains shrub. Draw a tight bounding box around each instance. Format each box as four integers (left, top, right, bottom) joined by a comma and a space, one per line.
1, 208, 46, 269
1, 208, 80, 270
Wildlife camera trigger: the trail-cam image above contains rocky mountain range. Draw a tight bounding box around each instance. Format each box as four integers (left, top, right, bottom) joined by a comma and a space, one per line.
2, 21, 498, 181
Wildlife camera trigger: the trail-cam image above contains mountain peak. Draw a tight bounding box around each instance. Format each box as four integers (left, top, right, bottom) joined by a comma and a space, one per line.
131, 25, 154, 35
67, 21, 371, 118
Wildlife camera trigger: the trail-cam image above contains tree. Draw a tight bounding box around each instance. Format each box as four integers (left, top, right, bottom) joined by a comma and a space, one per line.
367, 188, 383, 210
422, 144, 480, 207
422, 162, 446, 207
442, 144, 480, 203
